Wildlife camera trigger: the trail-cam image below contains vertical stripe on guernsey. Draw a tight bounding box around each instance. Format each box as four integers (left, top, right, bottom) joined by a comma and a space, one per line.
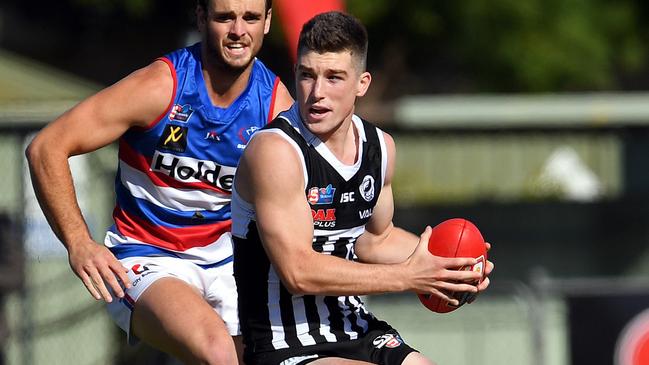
269, 267, 290, 349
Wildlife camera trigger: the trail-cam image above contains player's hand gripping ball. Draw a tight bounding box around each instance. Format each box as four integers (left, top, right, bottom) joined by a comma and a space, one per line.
418, 218, 487, 313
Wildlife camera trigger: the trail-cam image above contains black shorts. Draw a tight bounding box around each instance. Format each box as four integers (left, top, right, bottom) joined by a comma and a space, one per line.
246, 320, 418, 365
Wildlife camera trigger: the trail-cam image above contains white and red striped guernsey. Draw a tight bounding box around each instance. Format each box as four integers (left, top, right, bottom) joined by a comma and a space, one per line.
104, 42, 281, 265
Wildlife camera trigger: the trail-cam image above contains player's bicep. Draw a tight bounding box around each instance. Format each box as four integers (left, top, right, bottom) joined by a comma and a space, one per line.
365, 183, 395, 236
31, 60, 173, 156
240, 133, 314, 285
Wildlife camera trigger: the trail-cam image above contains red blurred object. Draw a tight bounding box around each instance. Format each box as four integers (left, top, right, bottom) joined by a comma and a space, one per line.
418, 218, 487, 313
274, 0, 345, 61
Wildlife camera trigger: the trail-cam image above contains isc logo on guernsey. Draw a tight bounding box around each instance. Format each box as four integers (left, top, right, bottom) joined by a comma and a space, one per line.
151, 151, 236, 191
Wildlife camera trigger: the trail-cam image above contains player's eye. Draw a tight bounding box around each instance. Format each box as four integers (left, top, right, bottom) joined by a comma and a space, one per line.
299, 71, 314, 79
327, 73, 345, 82
213, 13, 234, 22
243, 13, 262, 22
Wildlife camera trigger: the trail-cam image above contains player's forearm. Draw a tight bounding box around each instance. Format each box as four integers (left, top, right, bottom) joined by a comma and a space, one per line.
26, 143, 92, 248
278, 251, 411, 296
356, 226, 419, 264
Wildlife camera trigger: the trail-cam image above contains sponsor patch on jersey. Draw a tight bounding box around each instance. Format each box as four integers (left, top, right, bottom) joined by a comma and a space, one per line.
308, 184, 336, 205
359, 175, 375, 202
359, 208, 373, 219
157, 124, 188, 153
236, 126, 260, 149
238, 126, 259, 144
373, 333, 403, 349
204, 131, 220, 141
340, 191, 355, 203
151, 151, 236, 191
312, 209, 336, 228
169, 104, 194, 122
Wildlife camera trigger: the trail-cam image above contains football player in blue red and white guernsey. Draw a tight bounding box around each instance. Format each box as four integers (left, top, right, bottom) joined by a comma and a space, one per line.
25, 0, 293, 363
231, 11, 494, 365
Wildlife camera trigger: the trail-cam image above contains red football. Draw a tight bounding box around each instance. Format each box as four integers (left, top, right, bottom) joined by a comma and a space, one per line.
418, 218, 487, 313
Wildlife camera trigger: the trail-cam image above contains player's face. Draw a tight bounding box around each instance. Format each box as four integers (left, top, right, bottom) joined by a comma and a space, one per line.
296, 50, 371, 137
198, 0, 271, 71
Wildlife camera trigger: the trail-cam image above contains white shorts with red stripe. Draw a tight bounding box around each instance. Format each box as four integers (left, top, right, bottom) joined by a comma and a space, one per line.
105, 254, 239, 345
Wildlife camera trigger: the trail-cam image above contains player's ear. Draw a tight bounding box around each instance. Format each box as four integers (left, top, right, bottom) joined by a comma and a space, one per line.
196, 4, 207, 32
264, 9, 272, 35
356, 71, 371, 97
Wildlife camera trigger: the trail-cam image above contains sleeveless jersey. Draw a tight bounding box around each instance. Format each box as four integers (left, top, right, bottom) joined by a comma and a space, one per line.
105, 42, 281, 265
231, 104, 389, 353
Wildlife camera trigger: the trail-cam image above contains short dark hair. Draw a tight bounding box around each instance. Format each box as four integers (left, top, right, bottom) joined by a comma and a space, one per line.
297, 11, 368, 72
197, 0, 272, 14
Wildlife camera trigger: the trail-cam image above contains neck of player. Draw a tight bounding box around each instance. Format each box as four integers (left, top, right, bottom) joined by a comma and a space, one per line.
201, 50, 255, 108
322, 113, 360, 166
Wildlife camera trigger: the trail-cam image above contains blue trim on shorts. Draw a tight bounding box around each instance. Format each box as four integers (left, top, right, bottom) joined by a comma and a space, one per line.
109, 244, 233, 269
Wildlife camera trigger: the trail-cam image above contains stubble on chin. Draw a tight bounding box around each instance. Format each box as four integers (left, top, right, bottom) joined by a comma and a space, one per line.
204, 44, 253, 73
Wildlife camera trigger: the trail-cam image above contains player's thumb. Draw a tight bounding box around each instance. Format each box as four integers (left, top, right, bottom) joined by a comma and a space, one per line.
416, 226, 432, 254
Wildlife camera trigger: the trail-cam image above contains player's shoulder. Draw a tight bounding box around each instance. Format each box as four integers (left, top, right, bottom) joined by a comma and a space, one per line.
246, 125, 295, 154
102, 59, 174, 129
380, 129, 395, 150
246, 117, 302, 159
137, 59, 175, 88
272, 81, 294, 117
112, 59, 174, 101
241, 129, 305, 188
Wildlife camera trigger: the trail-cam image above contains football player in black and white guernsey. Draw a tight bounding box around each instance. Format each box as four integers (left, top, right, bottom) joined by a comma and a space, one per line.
231, 11, 494, 365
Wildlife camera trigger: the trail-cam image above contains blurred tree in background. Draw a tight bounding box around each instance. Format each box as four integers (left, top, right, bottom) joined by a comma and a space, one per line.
70, 0, 155, 18
1, 0, 648, 94
348, 0, 647, 94
450, 0, 644, 91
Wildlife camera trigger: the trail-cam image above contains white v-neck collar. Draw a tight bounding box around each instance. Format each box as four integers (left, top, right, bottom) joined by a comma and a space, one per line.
295, 115, 366, 182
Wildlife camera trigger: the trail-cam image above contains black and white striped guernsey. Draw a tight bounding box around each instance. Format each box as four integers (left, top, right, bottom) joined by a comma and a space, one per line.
231, 103, 389, 354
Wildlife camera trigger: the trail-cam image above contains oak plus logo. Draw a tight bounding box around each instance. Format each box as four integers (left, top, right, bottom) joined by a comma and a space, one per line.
312, 208, 336, 228
151, 151, 236, 191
